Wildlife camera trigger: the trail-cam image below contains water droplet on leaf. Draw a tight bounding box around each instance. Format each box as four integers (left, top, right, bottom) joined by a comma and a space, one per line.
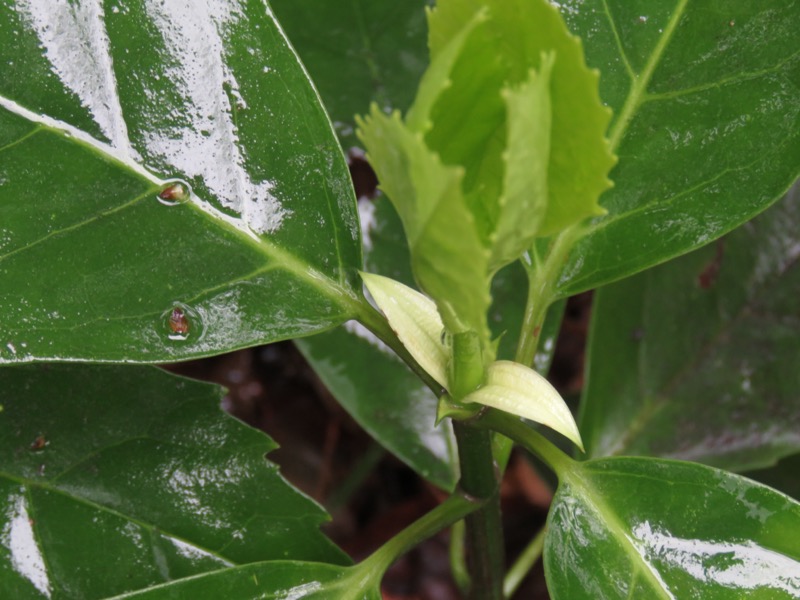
157, 180, 191, 206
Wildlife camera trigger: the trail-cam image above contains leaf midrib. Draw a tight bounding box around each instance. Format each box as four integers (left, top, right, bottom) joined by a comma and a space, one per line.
1, 468, 236, 571
562, 466, 674, 599
0, 95, 362, 316
606, 0, 690, 153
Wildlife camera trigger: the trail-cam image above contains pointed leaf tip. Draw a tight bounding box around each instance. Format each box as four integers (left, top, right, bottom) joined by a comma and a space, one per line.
464, 360, 584, 451
361, 272, 449, 389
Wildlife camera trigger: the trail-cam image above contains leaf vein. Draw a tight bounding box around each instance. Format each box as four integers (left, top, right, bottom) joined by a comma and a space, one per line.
600, 0, 636, 80
644, 49, 800, 103
0, 123, 43, 153
608, 0, 690, 152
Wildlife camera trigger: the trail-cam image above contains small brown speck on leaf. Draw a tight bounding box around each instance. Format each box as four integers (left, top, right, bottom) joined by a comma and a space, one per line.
169, 307, 190, 334
30, 435, 48, 451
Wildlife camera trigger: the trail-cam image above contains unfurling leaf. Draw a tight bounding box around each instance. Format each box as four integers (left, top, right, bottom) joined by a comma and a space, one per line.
463, 360, 583, 450
357, 107, 492, 349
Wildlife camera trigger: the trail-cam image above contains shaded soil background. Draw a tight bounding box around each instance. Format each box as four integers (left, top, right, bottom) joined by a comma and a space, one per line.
165, 156, 593, 599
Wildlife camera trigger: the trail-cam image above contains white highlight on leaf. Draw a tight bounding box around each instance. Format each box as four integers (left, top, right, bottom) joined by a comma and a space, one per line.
0, 30, 269, 245
17, 0, 134, 156
631, 521, 800, 594
168, 536, 233, 566
358, 200, 378, 251
1, 491, 52, 598
142, 0, 288, 234
278, 581, 323, 599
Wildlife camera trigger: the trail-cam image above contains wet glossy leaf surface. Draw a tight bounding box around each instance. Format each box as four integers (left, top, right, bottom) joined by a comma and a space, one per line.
0, 365, 344, 599
0, 1, 361, 363
106, 561, 380, 600
269, 0, 431, 149
579, 188, 800, 471
554, 0, 800, 295
546, 457, 800, 599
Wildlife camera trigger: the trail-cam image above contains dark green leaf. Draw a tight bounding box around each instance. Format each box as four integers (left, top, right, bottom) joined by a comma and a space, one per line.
269, 0, 431, 149
295, 326, 458, 491
546, 457, 800, 598
105, 561, 380, 600
579, 187, 800, 471
553, 0, 800, 295
0, 1, 361, 364
0, 365, 345, 599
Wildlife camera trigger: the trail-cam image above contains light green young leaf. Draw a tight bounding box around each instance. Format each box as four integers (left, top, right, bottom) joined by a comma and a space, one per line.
361, 272, 449, 390
426, 0, 481, 60
405, 8, 487, 134
463, 360, 584, 450
425, 0, 614, 239
482, 0, 614, 235
490, 53, 554, 271
357, 106, 492, 346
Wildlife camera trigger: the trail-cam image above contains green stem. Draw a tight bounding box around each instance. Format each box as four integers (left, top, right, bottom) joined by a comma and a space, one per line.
515, 224, 586, 367
476, 409, 573, 477
503, 526, 546, 598
446, 328, 505, 599
449, 519, 471, 593
359, 491, 483, 580
454, 421, 505, 600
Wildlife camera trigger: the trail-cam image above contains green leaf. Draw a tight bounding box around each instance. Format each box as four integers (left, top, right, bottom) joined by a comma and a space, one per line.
546, 457, 800, 599
423, 0, 613, 240
0, 1, 361, 364
489, 54, 553, 270
579, 187, 800, 471
463, 360, 584, 450
105, 562, 380, 600
269, 0, 431, 148
0, 365, 345, 599
553, 0, 800, 296
357, 107, 491, 343
297, 200, 560, 490
361, 273, 449, 390
295, 327, 458, 492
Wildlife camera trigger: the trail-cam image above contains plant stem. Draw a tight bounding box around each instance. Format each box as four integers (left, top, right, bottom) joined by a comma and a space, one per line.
476, 409, 573, 477
454, 421, 505, 600
503, 526, 546, 598
449, 519, 471, 593
515, 224, 586, 367
360, 491, 483, 578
